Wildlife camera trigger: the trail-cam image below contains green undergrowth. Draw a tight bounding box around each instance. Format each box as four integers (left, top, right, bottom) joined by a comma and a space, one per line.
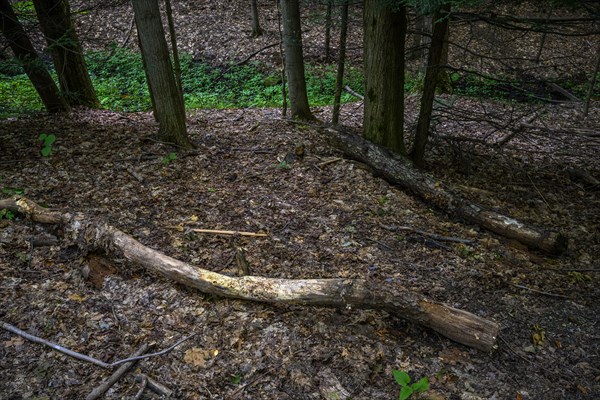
0, 46, 363, 118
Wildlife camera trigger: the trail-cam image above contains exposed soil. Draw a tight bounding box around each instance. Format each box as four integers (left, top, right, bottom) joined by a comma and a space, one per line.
1, 1, 600, 400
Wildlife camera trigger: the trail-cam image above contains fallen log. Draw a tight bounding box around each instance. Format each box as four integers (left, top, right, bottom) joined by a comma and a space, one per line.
1, 196, 499, 352
321, 127, 567, 255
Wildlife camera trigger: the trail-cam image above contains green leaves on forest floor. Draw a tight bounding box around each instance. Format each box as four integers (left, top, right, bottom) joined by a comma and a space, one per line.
392, 370, 429, 400
0, 46, 363, 118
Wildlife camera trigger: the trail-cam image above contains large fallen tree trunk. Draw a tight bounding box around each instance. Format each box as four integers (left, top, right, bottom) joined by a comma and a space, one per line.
321, 126, 568, 255
1, 196, 499, 352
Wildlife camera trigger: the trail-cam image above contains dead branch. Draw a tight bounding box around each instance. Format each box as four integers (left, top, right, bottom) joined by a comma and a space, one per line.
344, 85, 364, 100
135, 374, 173, 397
2, 196, 499, 351
86, 344, 151, 400
189, 228, 268, 237
320, 127, 567, 255
0, 319, 193, 368
382, 224, 475, 244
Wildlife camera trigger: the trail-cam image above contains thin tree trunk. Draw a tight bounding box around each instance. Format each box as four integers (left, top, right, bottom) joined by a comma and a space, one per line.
324, 2, 332, 62
363, 0, 407, 154
164, 0, 183, 102
332, 2, 348, 125
276, 0, 287, 116
280, 0, 314, 120
250, 0, 263, 37
0, 0, 69, 113
131, 0, 193, 148
411, 3, 450, 167
32, 0, 98, 108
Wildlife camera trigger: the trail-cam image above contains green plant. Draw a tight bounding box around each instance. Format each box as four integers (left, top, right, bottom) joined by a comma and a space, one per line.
38, 133, 56, 157
230, 374, 242, 384
276, 160, 290, 169
2, 187, 26, 195
392, 370, 429, 400
162, 152, 177, 165
0, 209, 15, 220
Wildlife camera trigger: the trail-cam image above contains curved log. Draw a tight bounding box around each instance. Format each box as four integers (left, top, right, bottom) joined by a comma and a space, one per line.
1, 196, 499, 351
322, 127, 568, 255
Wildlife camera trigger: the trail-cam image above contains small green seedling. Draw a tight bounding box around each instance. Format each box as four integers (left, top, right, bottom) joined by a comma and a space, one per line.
393, 370, 429, 400
162, 151, 177, 165
38, 133, 56, 156
0, 209, 15, 220
2, 187, 26, 195
38, 133, 56, 157
276, 160, 290, 169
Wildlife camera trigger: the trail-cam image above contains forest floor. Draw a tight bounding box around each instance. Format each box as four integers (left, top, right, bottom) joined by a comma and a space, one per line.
1, 1, 600, 400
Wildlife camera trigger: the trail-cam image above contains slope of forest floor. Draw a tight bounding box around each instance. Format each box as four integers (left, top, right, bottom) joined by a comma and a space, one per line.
1, 0, 600, 399
0, 99, 599, 399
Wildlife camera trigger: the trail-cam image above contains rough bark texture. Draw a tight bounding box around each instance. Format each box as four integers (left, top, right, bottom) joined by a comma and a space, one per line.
32, 0, 98, 108
411, 4, 451, 167
363, 0, 407, 154
131, 0, 193, 148
332, 3, 349, 125
250, 0, 263, 37
323, 127, 568, 255
0, 196, 499, 352
280, 0, 314, 120
0, 0, 69, 113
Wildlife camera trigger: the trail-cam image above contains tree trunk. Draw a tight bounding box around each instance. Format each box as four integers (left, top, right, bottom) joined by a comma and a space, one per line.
323, 126, 568, 255
324, 1, 332, 62
280, 0, 314, 120
131, 0, 193, 148
363, 0, 407, 154
0, 0, 70, 113
411, 3, 450, 167
250, 0, 263, 37
0, 196, 500, 352
332, 2, 348, 125
32, 0, 98, 108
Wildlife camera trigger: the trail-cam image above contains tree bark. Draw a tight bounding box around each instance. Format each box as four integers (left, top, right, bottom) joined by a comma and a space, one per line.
0, 0, 70, 113
332, 2, 348, 125
32, 0, 99, 108
131, 0, 193, 148
250, 0, 263, 37
323, 126, 568, 255
0, 195, 499, 352
411, 3, 451, 167
280, 0, 314, 120
363, 0, 407, 154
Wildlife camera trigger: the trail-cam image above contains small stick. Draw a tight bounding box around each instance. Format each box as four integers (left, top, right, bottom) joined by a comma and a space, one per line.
317, 157, 343, 168
133, 375, 148, 400
513, 284, 569, 299
135, 374, 173, 397
0, 321, 194, 368
190, 228, 268, 237
86, 344, 151, 400
344, 85, 364, 100
382, 224, 475, 244
126, 166, 144, 183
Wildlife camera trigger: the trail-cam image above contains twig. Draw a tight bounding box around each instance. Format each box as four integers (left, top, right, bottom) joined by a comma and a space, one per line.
86, 344, 151, 400
135, 374, 173, 397
513, 284, 569, 299
317, 157, 343, 168
126, 166, 144, 183
344, 85, 364, 100
382, 224, 475, 244
526, 173, 550, 208
235, 42, 280, 66
0, 321, 193, 368
133, 375, 148, 400
190, 228, 268, 237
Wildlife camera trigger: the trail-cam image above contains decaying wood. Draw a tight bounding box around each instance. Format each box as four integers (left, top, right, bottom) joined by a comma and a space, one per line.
2, 196, 499, 352
321, 127, 568, 255
135, 374, 173, 397
86, 344, 151, 400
